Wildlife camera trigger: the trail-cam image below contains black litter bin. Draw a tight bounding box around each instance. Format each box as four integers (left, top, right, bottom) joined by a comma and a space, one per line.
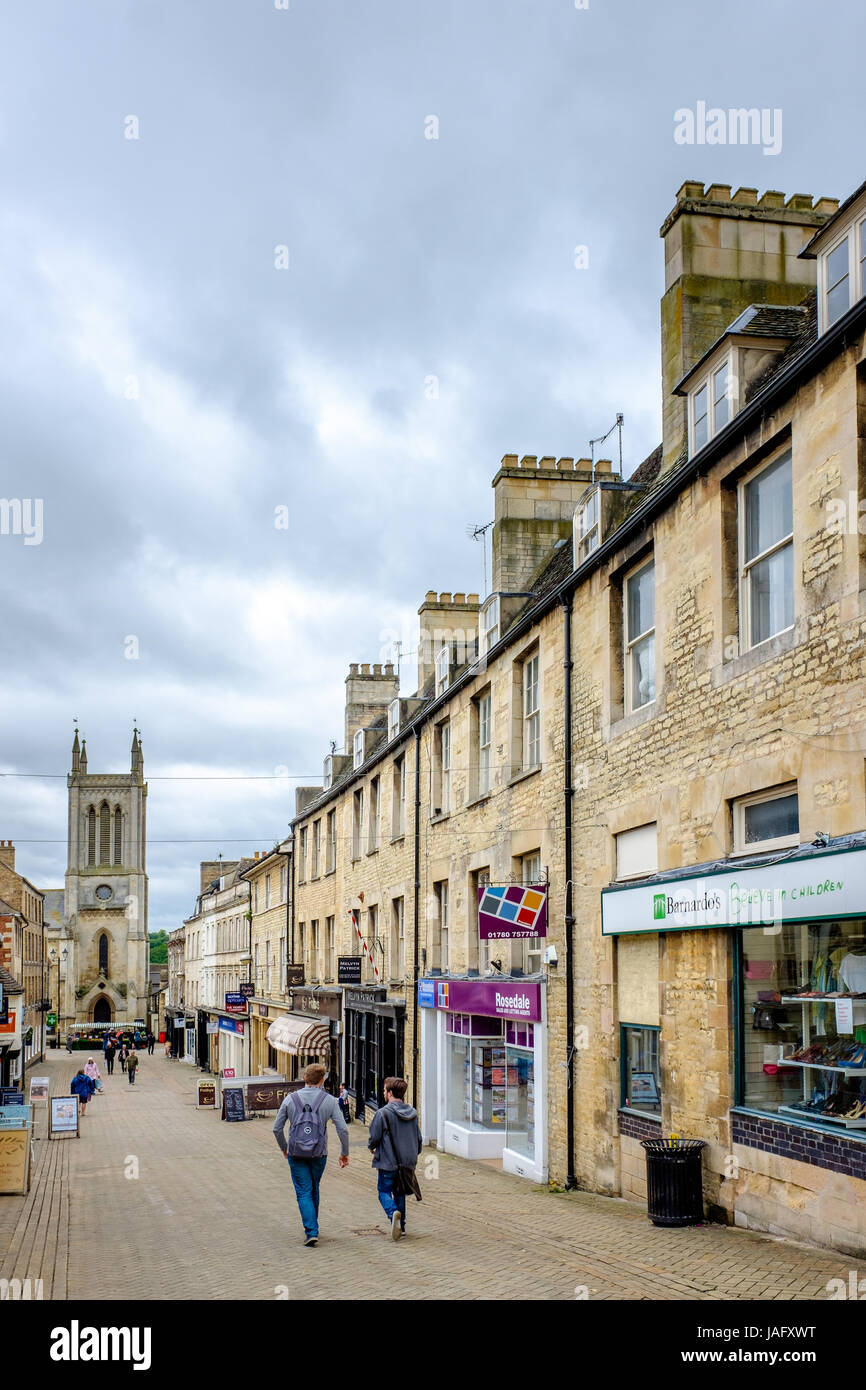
640, 1137, 706, 1226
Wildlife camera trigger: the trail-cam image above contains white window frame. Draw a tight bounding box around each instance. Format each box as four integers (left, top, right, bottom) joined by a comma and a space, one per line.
478, 690, 492, 796
323, 754, 333, 790
479, 596, 500, 655
521, 851, 543, 974
265, 872, 272, 909
435, 645, 450, 696
326, 809, 336, 873
522, 651, 540, 770
575, 489, 600, 564
738, 448, 794, 654
352, 788, 364, 860
353, 728, 365, 770
624, 557, 655, 714
394, 897, 405, 980
689, 349, 733, 456
615, 823, 658, 881
368, 776, 380, 853
437, 880, 450, 972
388, 698, 400, 742
311, 822, 321, 878
732, 784, 799, 856
820, 228, 852, 333
441, 721, 451, 813
392, 756, 406, 839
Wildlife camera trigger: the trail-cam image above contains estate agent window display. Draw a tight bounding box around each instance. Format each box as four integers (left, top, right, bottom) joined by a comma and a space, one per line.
740, 916, 866, 1130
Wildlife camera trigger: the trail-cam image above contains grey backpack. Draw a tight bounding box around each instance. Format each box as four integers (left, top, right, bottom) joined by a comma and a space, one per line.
287, 1090, 328, 1158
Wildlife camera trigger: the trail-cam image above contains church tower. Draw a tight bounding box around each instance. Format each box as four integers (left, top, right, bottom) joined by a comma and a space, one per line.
64, 729, 149, 1028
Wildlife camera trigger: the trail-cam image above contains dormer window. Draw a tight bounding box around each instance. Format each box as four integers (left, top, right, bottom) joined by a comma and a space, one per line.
479, 596, 500, 656
435, 645, 450, 696
388, 698, 400, 742
689, 351, 732, 455
815, 214, 866, 334
323, 755, 333, 790
353, 729, 364, 770
574, 490, 600, 563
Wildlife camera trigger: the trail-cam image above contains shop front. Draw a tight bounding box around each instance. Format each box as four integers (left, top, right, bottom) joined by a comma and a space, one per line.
602, 834, 866, 1252
0, 977, 24, 1089
418, 977, 545, 1182
216, 1015, 247, 1077
343, 986, 405, 1120
263, 988, 341, 1089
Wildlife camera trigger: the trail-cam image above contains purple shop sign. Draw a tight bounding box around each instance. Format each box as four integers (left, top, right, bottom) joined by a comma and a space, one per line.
433, 979, 542, 1022
477, 884, 547, 940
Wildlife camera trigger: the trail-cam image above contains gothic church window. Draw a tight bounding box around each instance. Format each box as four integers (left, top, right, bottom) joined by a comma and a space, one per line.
99, 933, 109, 975
113, 807, 122, 865
87, 808, 96, 865
99, 803, 111, 864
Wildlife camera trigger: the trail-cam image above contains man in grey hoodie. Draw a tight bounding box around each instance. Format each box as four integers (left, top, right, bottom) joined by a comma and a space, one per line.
273, 1063, 350, 1246
368, 1076, 422, 1240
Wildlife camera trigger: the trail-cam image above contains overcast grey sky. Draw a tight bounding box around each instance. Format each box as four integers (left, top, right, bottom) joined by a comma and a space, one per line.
0, 0, 862, 933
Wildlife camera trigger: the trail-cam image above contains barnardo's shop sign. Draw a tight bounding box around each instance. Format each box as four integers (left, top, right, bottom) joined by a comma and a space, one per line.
601, 846, 866, 937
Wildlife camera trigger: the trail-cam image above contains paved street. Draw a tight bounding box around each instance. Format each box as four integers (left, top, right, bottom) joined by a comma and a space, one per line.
2, 1048, 865, 1301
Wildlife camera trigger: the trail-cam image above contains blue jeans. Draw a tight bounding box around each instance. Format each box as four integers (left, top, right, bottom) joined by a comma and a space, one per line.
377, 1170, 406, 1230
288, 1156, 327, 1238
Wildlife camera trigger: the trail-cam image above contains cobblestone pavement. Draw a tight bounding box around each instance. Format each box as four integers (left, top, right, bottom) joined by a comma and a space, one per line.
2, 1048, 865, 1301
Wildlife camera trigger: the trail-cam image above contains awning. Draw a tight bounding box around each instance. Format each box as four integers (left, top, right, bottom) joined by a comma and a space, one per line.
266, 1015, 330, 1057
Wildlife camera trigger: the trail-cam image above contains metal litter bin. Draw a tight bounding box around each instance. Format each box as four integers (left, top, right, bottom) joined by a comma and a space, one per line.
641, 1137, 706, 1226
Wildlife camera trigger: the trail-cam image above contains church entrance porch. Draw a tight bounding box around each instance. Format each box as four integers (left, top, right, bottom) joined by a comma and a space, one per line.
92, 997, 112, 1023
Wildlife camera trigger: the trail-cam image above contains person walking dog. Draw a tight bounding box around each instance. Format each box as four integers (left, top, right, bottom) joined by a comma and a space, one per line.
368, 1076, 423, 1240
127, 1049, 139, 1085
272, 1065, 349, 1247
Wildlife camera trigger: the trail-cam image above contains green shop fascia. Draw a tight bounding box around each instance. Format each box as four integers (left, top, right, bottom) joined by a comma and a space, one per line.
603, 833, 866, 1134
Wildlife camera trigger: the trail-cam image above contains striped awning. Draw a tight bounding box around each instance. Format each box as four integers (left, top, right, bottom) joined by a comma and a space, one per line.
266, 1014, 330, 1057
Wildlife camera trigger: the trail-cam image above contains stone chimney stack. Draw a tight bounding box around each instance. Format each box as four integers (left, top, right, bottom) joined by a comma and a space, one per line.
0, 841, 15, 871
659, 183, 838, 473
344, 662, 399, 754
491, 454, 605, 595
417, 592, 480, 693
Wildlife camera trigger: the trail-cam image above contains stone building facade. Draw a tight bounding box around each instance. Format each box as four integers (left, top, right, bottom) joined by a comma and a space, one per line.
240, 844, 292, 1075
0, 842, 45, 1075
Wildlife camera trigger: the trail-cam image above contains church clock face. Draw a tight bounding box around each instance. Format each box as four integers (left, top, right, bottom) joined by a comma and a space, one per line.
95, 884, 113, 901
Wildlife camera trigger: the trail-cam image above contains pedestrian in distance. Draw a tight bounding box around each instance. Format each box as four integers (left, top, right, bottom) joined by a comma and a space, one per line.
338, 1080, 352, 1125
368, 1076, 423, 1241
70, 1068, 95, 1117
65, 1033, 74, 1054
127, 1050, 139, 1085
84, 1057, 103, 1093
146, 1031, 155, 1055
164, 1037, 172, 1058
272, 1064, 349, 1247
119, 1043, 128, 1073
104, 1040, 116, 1075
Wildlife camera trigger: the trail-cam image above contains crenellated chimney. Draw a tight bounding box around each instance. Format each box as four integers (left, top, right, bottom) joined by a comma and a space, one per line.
490, 454, 607, 597
659, 183, 838, 474
344, 661, 399, 754
0, 840, 15, 871
417, 592, 480, 693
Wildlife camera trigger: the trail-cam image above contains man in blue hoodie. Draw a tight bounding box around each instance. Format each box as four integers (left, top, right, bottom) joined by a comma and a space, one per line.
368, 1076, 422, 1240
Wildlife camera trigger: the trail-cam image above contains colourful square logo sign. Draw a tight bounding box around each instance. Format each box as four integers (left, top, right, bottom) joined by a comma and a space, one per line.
437, 982, 449, 1009
478, 884, 548, 939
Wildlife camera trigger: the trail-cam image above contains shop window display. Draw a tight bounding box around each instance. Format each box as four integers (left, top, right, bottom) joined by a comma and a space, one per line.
620, 1023, 661, 1115
742, 918, 866, 1129
445, 1014, 535, 1155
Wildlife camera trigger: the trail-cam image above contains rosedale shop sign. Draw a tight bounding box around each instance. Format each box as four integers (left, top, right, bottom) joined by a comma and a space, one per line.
601, 846, 866, 937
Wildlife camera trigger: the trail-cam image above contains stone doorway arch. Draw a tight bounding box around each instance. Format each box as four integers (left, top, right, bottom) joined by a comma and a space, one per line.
92, 996, 112, 1024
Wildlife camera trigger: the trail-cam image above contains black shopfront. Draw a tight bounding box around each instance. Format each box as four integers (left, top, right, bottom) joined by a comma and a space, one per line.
344, 987, 405, 1120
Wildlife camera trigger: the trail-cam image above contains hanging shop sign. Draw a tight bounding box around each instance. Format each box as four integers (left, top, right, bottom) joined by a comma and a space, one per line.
419, 978, 542, 1021
219, 1018, 245, 1035
46, 1012, 57, 1028
601, 845, 866, 937
337, 956, 362, 985
224, 992, 246, 1014
285, 964, 305, 987
477, 884, 548, 940
206, 1019, 219, 1034
239, 983, 255, 998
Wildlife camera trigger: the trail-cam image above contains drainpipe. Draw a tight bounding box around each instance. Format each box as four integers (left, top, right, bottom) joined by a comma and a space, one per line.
412, 727, 421, 1104
562, 593, 578, 1190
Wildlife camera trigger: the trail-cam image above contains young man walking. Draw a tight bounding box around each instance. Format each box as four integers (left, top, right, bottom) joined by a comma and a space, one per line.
272, 1064, 349, 1247
368, 1076, 422, 1241
127, 1049, 139, 1085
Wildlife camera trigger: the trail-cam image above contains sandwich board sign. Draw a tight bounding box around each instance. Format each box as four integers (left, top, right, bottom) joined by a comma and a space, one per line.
29, 1077, 49, 1107
49, 1096, 79, 1139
